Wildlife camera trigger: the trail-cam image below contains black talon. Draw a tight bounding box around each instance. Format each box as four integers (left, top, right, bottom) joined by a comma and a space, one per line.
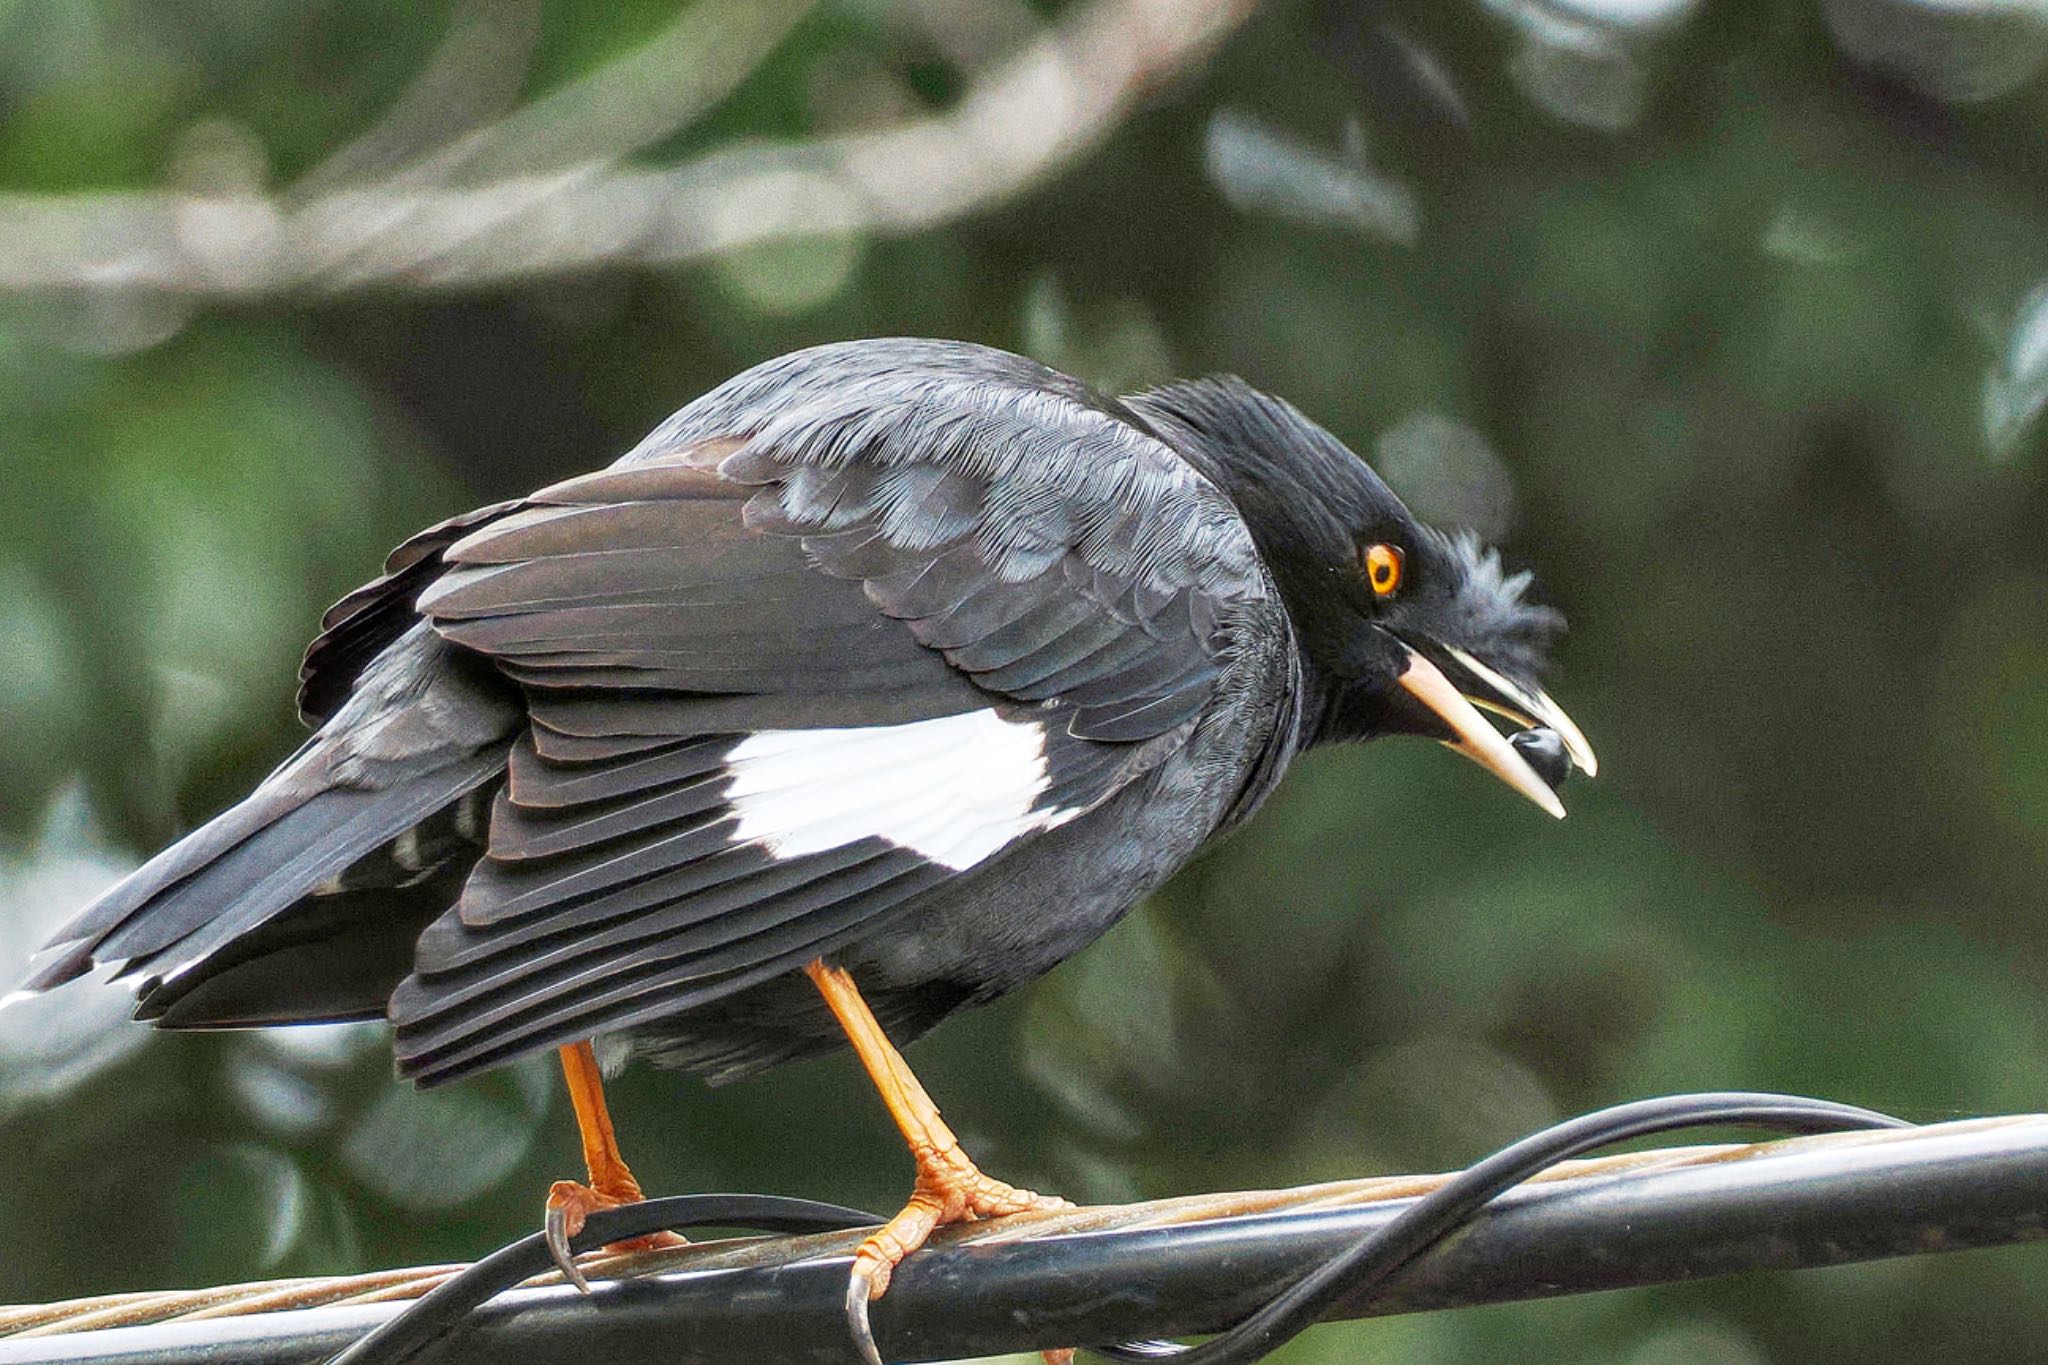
544, 1205, 593, 1294
845, 1265, 886, 1365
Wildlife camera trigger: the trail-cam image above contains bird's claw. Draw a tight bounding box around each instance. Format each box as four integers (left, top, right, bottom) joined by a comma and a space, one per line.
842, 1258, 1070, 1365
844, 1264, 886, 1365
543, 1202, 593, 1294
542, 1177, 688, 1292
837, 1161, 1073, 1365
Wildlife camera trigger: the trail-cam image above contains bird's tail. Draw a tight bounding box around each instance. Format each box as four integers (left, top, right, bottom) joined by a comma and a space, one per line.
15, 629, 518, 1027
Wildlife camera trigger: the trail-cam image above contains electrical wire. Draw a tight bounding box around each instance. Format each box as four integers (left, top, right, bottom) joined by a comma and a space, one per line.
325, 1194, 879, 1365
326, 1091, 1909, 1365
1084, 1091, 1909, 1365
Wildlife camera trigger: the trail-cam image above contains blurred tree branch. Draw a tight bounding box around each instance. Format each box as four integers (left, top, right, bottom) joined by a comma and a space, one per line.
0, 0, 1252, 314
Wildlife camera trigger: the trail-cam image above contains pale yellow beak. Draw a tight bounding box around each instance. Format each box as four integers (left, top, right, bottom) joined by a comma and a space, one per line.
1442, 646, 1598, 778
1396, 649, 1586, 819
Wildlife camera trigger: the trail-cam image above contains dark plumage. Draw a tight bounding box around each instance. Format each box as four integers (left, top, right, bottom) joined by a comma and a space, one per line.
17, 338, 1593, 1092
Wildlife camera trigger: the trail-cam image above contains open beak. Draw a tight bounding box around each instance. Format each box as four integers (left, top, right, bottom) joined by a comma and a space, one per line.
1395, 647, 1596, 820
1440, 646, 1598, 778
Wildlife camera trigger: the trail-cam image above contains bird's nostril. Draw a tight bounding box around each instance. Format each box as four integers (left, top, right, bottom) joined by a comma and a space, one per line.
1511, 726, 1571, 793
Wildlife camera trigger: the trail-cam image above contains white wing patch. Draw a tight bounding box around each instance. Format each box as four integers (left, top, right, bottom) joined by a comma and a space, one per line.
724, 710, 1081, 871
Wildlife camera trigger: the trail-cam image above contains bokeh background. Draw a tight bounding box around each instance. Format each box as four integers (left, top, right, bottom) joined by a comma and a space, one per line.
4, 0, 2048, 1360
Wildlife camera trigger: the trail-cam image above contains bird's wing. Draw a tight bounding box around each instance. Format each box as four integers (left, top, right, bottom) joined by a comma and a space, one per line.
386, 341, 1283, 1083
298, 499, 525, 725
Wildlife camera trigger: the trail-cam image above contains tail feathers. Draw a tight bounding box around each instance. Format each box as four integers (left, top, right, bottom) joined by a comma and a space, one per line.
24, 782, 306, 992
136, 868, 469, 1028
24, 749, 506, 1004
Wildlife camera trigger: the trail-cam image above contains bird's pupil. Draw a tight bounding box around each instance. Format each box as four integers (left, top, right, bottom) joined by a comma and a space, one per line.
1367, 546, 1399, 592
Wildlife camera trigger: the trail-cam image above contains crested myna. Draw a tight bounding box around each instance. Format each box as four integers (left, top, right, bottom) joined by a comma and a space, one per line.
17, 338, 1593, 1338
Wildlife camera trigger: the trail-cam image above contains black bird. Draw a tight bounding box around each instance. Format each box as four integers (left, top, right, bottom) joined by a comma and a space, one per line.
16, 338, 1594, 1332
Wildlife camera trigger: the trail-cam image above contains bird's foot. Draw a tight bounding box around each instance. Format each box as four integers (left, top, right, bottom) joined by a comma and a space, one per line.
543, 1177, 687, 1293
843, 1146, 1070, 1365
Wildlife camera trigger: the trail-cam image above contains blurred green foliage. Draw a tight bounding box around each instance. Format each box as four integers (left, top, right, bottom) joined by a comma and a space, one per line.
3, 2, 2048, 1362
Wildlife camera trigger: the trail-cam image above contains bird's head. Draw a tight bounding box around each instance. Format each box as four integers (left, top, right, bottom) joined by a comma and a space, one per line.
1128, 378, 1596, 818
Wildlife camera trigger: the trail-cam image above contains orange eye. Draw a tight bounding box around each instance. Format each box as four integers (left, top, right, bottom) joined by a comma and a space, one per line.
1364, 543, 1404, 598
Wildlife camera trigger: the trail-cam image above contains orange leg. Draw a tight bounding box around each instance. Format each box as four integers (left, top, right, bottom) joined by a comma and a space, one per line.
804, 959, 1073, 1364
804, 961, 1066, 1295
543, 1040, 685, 1289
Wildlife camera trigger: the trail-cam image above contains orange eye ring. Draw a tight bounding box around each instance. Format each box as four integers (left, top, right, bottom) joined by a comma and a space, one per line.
1364, 542, 1404, 598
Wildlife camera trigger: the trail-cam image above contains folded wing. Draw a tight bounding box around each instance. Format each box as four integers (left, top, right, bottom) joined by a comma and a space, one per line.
371, 341, 1281, 1083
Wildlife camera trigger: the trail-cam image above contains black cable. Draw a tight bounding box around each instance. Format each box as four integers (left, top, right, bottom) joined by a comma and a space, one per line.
1084, 1091, 1910, 1365
325, 1194, 880, 1365
326, 1092, 1909, 1365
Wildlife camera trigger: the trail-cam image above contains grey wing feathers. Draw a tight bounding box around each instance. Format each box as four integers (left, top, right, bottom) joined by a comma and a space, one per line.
299, 500, 523, 725
702, 340, 1269, 740
383, 340, 1279, 1085
402, 340, 1272, 739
